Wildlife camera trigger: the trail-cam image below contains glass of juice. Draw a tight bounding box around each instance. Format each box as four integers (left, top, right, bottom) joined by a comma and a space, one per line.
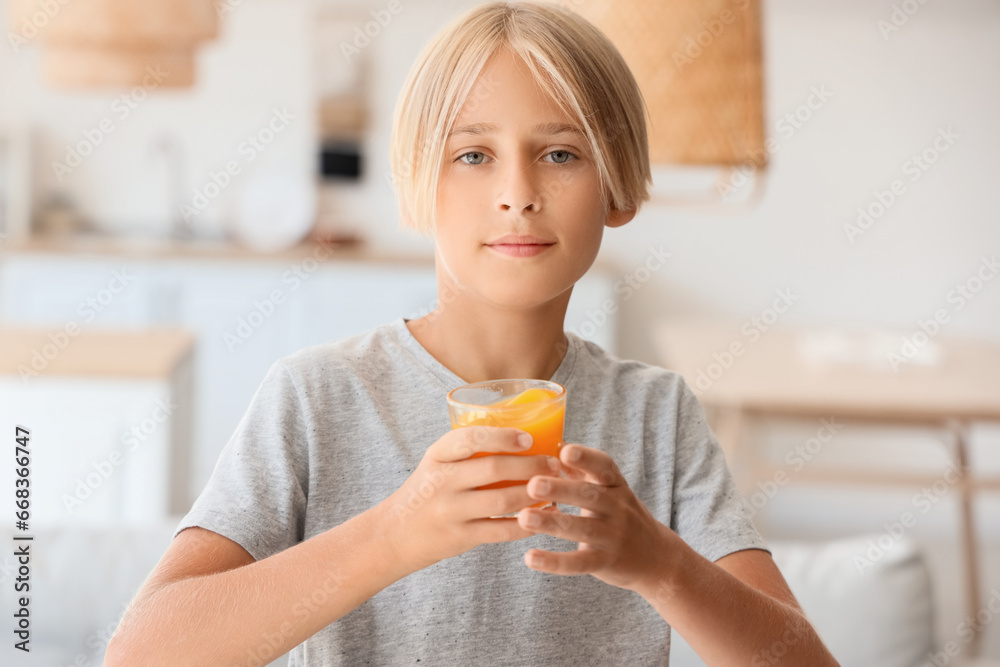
446, 379, 566, 517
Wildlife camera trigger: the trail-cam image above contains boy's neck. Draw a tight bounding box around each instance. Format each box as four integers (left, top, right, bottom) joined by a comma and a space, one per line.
405, 302, 570, 385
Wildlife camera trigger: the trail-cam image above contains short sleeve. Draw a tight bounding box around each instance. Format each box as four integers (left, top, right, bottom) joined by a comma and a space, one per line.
669, 378, 770, 562
173, 360, 309, 561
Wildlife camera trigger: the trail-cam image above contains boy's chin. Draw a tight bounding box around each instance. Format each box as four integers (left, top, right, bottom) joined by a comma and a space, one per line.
480, 288, 569, 312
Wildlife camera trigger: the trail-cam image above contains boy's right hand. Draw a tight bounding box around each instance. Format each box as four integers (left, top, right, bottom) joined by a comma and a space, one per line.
378, 427, 562, 571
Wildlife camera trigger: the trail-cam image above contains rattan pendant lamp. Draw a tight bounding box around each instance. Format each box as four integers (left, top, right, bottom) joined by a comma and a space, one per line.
571, 0, 768, 207
9, 0, 218, 88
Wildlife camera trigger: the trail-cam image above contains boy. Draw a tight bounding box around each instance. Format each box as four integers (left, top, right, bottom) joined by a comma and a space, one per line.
107, 2, 838, 665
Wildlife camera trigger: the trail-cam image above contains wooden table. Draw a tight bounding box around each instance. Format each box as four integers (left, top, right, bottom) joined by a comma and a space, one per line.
0, 328, 195, 379
654, 319, 1000, 658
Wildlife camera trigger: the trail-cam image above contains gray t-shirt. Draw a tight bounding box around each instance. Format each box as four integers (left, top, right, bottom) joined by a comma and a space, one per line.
174, 316, 769, 666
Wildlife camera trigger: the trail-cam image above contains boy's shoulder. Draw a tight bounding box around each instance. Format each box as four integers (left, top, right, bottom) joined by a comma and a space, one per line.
572, 335, 690, 403
273, 319, 401, 382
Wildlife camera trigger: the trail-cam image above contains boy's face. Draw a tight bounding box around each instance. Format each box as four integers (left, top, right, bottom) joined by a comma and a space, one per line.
434, 46, 635, 312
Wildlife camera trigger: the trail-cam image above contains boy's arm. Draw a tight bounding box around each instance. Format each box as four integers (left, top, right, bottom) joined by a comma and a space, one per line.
106, 424, 553, 666
105, 501, 413, 667
515, 443, 839, 666
636, 540, 839, 666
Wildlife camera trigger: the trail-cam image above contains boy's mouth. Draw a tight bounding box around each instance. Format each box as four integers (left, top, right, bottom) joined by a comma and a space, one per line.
486, 242, 555, 258
484, 233, 556, 257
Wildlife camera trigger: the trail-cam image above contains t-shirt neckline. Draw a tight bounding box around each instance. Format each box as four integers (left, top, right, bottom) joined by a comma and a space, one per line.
391, 316, 579, 392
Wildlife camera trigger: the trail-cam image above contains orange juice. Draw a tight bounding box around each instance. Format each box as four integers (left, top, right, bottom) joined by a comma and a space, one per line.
452, 387, 565, 492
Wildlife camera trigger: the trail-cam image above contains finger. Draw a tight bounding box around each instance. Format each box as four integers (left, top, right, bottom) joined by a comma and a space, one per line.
525, 475, 615, 516
560, 462, 586, 481
559, 445, 625, 487
517, 508, 615, 549
524, 546, 605, 576
459, 484, 544, 520
467, 517, 535, 544
435, 426, 532, 463
463, 453, 560, 488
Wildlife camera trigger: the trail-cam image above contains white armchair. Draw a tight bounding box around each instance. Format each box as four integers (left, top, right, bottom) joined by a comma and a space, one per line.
669, 534, 990, 667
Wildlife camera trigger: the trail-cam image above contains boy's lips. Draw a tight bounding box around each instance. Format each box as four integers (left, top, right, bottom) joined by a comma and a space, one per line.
487, 243, 553, 258
486, 233, 556, 245
485, 233, 556, 257
486, 234, 555, 257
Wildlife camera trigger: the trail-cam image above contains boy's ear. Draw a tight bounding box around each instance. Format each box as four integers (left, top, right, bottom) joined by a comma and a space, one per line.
606, 206, 637, 228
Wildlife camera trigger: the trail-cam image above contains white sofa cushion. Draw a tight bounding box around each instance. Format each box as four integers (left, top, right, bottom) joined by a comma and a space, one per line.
0, 517, 183, 665
670, 534, 935, 667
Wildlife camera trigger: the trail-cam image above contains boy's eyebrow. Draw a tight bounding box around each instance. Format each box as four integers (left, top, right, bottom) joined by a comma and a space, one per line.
447, 121, 584, 138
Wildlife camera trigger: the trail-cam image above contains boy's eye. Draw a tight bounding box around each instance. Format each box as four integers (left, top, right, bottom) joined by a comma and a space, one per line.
458, 151, 487, 166
545, 150, 576, 164
455, 149, 578, 166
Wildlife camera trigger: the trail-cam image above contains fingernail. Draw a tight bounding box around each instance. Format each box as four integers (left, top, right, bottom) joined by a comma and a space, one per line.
566, 446, 581, 462
534, 478, 550, 495
522, 511, 541, 528
518, 433, 532, 448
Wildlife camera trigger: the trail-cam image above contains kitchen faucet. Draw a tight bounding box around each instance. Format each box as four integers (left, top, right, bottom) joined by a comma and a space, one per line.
149, 130, 192, 241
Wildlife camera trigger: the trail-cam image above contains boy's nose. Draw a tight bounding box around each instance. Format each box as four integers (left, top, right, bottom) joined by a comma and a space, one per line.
500, 201, 536, 213
497, 165, 542, 214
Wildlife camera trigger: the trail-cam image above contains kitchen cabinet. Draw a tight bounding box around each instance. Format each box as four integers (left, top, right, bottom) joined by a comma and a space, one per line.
0, 329, 194, 527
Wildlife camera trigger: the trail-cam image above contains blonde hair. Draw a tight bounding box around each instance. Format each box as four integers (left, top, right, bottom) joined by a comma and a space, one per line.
389, 1, 652, 238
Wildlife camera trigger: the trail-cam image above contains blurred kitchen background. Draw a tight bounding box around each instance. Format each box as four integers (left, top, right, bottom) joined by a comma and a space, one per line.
0, 0, 998, 665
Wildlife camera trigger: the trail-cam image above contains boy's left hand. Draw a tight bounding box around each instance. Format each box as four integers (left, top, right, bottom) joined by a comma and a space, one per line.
518, 443, 680, 593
